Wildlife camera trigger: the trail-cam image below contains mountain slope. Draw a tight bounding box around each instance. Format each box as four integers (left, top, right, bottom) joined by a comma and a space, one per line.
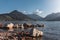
0, 13, 14, 21
0, 10, 34, 21
27, 14, 44, 21
8, 10, 34, 21
45, 12, 60, 21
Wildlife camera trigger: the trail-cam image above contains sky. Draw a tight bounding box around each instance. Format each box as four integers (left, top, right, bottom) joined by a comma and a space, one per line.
0, 0, 60, 17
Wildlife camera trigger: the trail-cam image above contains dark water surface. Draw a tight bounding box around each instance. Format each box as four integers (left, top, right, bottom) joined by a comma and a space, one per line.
0, 21, 60, 40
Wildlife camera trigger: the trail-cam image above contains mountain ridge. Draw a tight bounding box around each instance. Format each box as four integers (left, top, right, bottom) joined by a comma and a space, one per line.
27, 14, 44, 21
0, 10, 34, 21
0, 10, 60, 21
44, 12, 60, 21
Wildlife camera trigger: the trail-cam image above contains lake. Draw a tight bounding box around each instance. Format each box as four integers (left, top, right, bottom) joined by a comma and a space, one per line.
0, 21, 60, 40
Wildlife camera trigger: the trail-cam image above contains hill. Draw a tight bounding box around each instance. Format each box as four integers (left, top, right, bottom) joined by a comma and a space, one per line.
27, 14, 44, 21
0, 10, 34, 21
45, 12, 60, 21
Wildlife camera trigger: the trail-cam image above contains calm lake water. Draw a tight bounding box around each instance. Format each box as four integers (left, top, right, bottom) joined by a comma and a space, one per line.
0, 21, 60, 40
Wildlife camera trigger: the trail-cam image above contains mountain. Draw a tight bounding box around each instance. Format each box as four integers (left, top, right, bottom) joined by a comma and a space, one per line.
8, 10, 34, 21
0, 13, 14, 21
1, 10, 60, 21
0, 10, 34, 21
45, 12, 60, 21
27, 14, 44, 21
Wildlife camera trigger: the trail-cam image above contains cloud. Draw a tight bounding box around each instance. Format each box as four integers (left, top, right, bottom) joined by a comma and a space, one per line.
34, 9, 43, 15
36, 9, 43, 13
23, 11, 28, 14
23, 11, 26, 13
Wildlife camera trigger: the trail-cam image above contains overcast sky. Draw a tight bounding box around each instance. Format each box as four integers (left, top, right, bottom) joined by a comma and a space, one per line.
0, 0, 60, 17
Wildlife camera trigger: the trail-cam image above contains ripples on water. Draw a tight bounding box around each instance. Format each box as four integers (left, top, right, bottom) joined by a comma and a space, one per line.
0, 21, 60, 40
